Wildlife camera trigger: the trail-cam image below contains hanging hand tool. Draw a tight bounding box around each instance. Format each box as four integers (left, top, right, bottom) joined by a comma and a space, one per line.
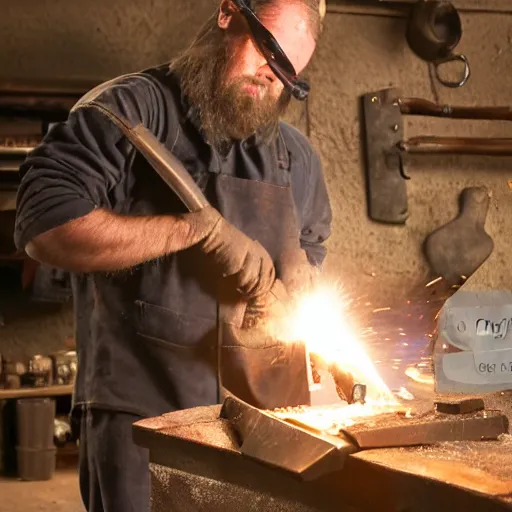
310, 353, 367, 405
362, 88, 512, 224
424, 187, 494, 285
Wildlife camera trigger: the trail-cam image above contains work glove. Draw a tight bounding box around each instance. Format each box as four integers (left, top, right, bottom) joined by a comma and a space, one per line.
183, 206, 276, 298
242, 278, 289, 329
242, 250, 317, 329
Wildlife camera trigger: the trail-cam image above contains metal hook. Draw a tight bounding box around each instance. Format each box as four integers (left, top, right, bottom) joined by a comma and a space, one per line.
434, 54, 471, 88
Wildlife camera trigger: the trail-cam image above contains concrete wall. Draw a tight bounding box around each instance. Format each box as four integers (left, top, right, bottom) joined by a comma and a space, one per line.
0, 0, 217, 80
312, 1, 512, 305
1, 0, 511, 356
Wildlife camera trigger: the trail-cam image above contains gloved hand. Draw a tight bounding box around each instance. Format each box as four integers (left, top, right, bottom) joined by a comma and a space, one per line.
183, 206, 276, 298
242, 249, 317, 329
242, 278, 289, 329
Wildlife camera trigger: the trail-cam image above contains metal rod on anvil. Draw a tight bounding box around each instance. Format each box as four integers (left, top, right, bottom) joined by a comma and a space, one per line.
398, 97, 512, 121
398, 136, 512, 156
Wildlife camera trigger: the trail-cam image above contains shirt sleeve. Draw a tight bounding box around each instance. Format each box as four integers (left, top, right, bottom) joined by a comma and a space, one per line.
14, 74, 167, 250
300, 149, 332, 267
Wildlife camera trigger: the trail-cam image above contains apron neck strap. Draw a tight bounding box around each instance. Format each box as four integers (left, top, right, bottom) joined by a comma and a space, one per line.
276, 127, 291, 171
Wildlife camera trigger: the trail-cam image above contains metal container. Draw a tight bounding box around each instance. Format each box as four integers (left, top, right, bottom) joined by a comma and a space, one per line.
15, 398, 56, 481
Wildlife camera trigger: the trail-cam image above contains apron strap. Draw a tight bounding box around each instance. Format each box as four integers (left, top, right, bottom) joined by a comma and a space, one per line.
276, 127, 291, 171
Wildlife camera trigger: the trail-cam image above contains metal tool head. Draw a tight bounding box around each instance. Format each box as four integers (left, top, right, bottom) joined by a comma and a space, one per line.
351, 384, 367, 405
220, 394, 358, 480
328, 364, 367, 405
362, 88, 408, 225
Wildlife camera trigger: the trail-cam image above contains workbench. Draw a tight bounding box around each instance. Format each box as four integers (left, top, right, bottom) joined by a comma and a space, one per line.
133, 391, 512, 512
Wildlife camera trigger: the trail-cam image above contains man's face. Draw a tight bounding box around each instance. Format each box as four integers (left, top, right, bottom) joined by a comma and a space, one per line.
217, 1, 316, 125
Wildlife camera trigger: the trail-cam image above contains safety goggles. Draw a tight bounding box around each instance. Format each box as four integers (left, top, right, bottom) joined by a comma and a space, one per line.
232, 0, 310, 101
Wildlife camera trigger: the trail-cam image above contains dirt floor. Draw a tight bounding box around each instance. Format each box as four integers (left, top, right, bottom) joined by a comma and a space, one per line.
0, 468, 83, 511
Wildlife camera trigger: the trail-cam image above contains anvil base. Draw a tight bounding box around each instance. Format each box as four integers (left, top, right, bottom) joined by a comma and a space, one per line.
133, 395, 512, 512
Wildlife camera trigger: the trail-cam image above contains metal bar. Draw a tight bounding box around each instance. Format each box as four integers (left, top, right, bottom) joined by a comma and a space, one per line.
0, 135, 42, 145
362, 88, 408, 224
399, 137, 512, 156
0, 135, 42, 157
0, 384, 73, 400
399, 97, 512, 121
220, 395, 356, 480
0, 161, 24, 172
343, 411, 508, 449
0, 146, 34, 156
75, 102, 210, 213
326, 2, 512, 16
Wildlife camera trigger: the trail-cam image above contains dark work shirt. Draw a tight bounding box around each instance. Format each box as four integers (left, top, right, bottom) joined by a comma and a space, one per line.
15, 66, 331, 263
14, 64, 332, 416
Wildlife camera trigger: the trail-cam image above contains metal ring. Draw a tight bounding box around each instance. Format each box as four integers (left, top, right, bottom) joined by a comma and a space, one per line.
434, 54, 471, 88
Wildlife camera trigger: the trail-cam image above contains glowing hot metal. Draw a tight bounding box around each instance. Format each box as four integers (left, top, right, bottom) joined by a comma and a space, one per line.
268, 282, 398, 408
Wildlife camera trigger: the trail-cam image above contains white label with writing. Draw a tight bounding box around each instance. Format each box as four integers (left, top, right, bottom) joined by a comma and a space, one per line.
442, 349, 512, 385
473, 348, 512, 381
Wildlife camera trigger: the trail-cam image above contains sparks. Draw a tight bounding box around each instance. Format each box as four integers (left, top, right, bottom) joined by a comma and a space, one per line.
405, 366, 434, 385
267, 281, 397, 405
426, 276, 443, 287
372, 307, 391, 313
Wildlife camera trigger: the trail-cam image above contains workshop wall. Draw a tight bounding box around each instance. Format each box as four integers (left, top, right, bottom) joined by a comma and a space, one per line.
0, 0, 511, 355
311, 1, 512, 308
0, 0, 217, 80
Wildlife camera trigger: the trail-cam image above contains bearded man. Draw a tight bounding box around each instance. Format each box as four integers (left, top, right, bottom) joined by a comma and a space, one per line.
14, 0, 332, 510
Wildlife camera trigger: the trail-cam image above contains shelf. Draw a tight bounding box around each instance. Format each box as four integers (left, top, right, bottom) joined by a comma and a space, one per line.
0, 384, 73, 400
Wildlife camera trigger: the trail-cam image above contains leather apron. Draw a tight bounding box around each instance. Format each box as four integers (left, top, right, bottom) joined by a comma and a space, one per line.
214, 173, 311, 409
70, 74, 310, 416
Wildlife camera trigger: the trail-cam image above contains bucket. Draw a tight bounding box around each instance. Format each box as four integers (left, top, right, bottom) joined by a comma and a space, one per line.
16, 398, 56, 480
16, 446, 56, 481
16, 398, 55, 449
